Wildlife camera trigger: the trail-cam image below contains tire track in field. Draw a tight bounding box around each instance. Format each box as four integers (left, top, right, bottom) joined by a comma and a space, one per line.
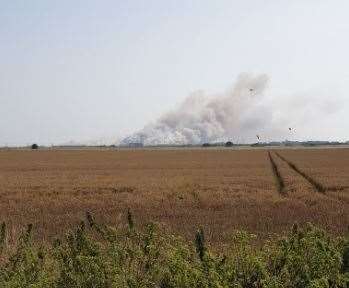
274, 152, 346, 194
267, 151, 287, 196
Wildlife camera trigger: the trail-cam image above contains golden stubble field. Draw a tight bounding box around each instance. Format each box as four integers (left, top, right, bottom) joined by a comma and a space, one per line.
0, 148, 348, 245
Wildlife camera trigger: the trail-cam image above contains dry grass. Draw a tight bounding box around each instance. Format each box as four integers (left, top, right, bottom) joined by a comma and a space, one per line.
0, 148, 348, 246
276, 148, 349, 202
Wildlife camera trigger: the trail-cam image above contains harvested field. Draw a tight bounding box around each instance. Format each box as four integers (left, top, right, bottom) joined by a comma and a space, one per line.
0, 148, 348, 245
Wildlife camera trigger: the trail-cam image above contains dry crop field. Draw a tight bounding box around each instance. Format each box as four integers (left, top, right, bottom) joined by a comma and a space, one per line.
0, 148, 348, 246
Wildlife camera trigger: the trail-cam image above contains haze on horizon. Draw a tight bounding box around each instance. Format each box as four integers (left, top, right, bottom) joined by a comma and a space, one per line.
1, 0, 349, 146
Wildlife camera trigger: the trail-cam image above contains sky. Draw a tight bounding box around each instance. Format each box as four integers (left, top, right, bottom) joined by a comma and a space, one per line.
1, 0, 349, 146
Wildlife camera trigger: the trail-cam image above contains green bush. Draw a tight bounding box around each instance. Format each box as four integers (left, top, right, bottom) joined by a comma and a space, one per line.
31, 144, 39, 150
0, 215, 348, 287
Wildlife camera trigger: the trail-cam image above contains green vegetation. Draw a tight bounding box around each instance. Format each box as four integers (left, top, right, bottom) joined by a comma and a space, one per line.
31, 144, 39, 150
0, 213, 348, 288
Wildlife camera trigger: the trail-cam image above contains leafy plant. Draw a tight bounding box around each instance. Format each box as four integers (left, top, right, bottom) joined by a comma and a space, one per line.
0, 215, 348, 288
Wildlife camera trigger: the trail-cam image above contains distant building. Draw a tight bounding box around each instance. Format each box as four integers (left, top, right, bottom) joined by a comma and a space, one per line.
128, 142, 144, 148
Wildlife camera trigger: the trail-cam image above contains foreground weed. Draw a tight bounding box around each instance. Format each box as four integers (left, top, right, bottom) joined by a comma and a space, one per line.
0, 214, 348, 287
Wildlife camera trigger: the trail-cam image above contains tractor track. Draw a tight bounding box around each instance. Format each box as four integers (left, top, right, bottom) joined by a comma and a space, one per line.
274, 152, 326, 193
268, 151, 286, 196
274, 151, 346, 194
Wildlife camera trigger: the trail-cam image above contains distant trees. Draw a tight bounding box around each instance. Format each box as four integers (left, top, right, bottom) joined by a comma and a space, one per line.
31, 144, 39, 150
202, 142, 234, 147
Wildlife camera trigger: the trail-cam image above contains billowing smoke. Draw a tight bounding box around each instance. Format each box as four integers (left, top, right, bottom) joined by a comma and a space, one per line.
122, 74, 279, 145
121, 73, 342, 145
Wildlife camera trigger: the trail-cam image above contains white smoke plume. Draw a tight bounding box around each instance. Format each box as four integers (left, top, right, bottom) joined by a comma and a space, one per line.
122, 73, 282, 145
121, 73, 343, 145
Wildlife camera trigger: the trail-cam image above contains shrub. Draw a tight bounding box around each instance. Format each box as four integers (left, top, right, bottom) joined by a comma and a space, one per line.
0, 216, 348, 287
265, 223, 348, 287
31, 143, 39, 150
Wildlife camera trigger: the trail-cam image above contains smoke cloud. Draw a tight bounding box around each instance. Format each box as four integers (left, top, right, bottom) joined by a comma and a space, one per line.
121, 73, 342, 145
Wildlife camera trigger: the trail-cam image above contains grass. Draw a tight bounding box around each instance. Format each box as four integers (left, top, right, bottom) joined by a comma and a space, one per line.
268, 152, 286, 195
0, 148, 349, 286
274, 152, 326, 193
0, 148, 348, 245
0, 213, 349, 287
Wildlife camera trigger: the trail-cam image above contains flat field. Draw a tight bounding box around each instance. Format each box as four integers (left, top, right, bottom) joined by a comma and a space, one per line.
0, 148, 348, 245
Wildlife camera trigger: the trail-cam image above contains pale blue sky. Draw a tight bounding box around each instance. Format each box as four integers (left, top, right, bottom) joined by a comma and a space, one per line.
1, 1, 349, 145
